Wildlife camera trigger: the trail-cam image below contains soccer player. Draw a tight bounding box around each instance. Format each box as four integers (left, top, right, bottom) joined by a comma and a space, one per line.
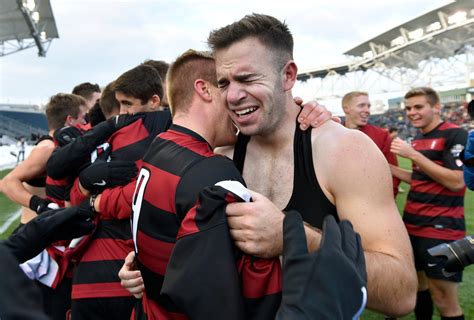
390, 87, 467, 320
341, 91, 400, 196
208, 13, 416, 317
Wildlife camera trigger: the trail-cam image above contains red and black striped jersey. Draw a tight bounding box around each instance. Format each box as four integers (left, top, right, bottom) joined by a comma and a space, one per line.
133, 124, 281, 320
359, 124, 400, 196
403, 121, 468, 240
72, 111, 171, 301
45, 175, 70, 208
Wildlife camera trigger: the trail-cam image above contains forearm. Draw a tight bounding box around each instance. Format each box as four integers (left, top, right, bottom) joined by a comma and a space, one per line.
410, 152, 464, 191
95, 181, 136, 219
304, 224, 321, 252
69, 178, 89, 206
2, 178, 34, 208
47, 147, 89, 180
47, 122, 113, 179
364, 251, 416, 317
389, 165, 412, 184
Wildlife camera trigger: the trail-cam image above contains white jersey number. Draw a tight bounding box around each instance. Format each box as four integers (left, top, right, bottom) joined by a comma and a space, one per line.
131, 167, 151, 253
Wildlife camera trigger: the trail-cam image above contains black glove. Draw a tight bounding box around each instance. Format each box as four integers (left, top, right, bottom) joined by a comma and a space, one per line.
79, 160, 138, 193
106, 112, 145, 132
3, 202, 95, 263
276, 211, 368, 320
53, 126, 83, 147
29, 195, 59, 214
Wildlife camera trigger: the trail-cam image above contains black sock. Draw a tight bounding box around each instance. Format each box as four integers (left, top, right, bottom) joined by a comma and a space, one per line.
415, 289, 433, 320
441, 315, 464, 320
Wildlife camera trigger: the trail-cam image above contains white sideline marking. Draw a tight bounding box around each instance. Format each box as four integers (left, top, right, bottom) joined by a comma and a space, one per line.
0, 209, 22, 234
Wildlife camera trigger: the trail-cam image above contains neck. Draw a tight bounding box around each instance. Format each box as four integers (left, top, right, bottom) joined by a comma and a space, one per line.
421, 117, 442, 134
344, 118, 360, 130
173, 110, 216, 148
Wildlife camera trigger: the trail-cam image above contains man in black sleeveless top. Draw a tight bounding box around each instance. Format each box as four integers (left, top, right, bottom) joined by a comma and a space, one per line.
208, 13, 417, 318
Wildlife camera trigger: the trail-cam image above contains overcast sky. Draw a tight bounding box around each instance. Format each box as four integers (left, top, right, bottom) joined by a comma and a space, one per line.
0, 0, 450, 105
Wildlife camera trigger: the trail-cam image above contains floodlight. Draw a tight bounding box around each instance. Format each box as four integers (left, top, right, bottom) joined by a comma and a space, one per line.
40, 31, 46, 40
408, 28, 424, 40
32, 11, 39, 23
390, 36, 405, 47
448, 11, 467, 24
426, 22, 442, 32
363, 51, 374, 59
25, 0, 36, 11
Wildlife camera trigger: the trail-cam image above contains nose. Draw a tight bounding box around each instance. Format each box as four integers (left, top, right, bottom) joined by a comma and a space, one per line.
406, 108, 415, 117
226, 82, 247, 106
119, 105, 128, 115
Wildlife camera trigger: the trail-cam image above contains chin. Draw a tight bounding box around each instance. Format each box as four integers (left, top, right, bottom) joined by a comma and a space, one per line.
239, 123, 264, 136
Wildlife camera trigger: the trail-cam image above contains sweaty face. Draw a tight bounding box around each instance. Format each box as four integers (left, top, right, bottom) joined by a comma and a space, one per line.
405, 95, 439, 133
115, 91, 153, 114
344, 95, 370, 129
215, 37, 286, 137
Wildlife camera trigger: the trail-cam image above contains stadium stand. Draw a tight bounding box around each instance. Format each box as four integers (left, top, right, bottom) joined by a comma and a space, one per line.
0, 104, 48, 141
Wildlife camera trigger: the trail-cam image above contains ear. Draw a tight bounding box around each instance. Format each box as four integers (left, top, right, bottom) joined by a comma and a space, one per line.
282, 60, 298, 91
65, 115, 74, 126
433, 102, 441, 115
194, 79, 212, 102
150, 94, 161, 109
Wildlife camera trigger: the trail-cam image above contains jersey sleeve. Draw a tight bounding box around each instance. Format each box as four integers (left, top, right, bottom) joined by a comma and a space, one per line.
69, 177, 87, 206
46, 121, 113, 180
98, 179, 137, 220
380, 131, 400, 196
443, 128, 468, 171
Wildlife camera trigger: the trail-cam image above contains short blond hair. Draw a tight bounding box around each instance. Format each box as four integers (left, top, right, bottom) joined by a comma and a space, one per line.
341, 91, 368, 107
166, 49, 216, 116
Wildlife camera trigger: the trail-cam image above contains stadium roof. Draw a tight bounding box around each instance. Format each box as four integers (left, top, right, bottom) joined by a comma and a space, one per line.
0, 0, 58, 57
298, 0, 474, 81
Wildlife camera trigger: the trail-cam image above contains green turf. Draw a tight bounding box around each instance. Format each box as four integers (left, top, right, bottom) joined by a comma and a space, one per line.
363, 157, 474, 319
0, 168, 21, 239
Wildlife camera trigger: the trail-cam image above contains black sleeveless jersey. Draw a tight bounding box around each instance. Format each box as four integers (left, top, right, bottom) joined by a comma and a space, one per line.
233, 122, 337, 228
23, 135, 53, 188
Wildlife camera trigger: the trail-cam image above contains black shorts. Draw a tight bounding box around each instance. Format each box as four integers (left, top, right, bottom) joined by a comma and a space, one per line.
409, 235, 463, 283
71, 296, 135, 320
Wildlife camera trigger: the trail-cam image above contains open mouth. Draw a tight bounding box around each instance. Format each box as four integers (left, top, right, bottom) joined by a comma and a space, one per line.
234, 107, 258, 117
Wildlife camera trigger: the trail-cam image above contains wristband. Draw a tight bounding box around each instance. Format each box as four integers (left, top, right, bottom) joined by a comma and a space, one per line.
89, 194, 98, 214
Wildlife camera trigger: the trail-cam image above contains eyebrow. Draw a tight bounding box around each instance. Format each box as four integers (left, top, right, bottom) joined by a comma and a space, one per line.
234, 73, 257, 81
119, 99, 133, 105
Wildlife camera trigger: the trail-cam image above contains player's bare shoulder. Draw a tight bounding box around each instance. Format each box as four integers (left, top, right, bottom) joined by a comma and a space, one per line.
311, 120, 376, 156
36, 138, 55, 152
311, 121, 387, 184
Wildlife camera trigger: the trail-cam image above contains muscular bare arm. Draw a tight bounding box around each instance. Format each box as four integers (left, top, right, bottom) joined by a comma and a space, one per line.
2, 140, 54, 208
391, 137, 464, 191
315, 123, 417, 317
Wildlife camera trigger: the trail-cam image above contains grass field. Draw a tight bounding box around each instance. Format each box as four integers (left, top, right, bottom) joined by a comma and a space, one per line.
1, 159, 473, 318
0, 169, 21, 239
